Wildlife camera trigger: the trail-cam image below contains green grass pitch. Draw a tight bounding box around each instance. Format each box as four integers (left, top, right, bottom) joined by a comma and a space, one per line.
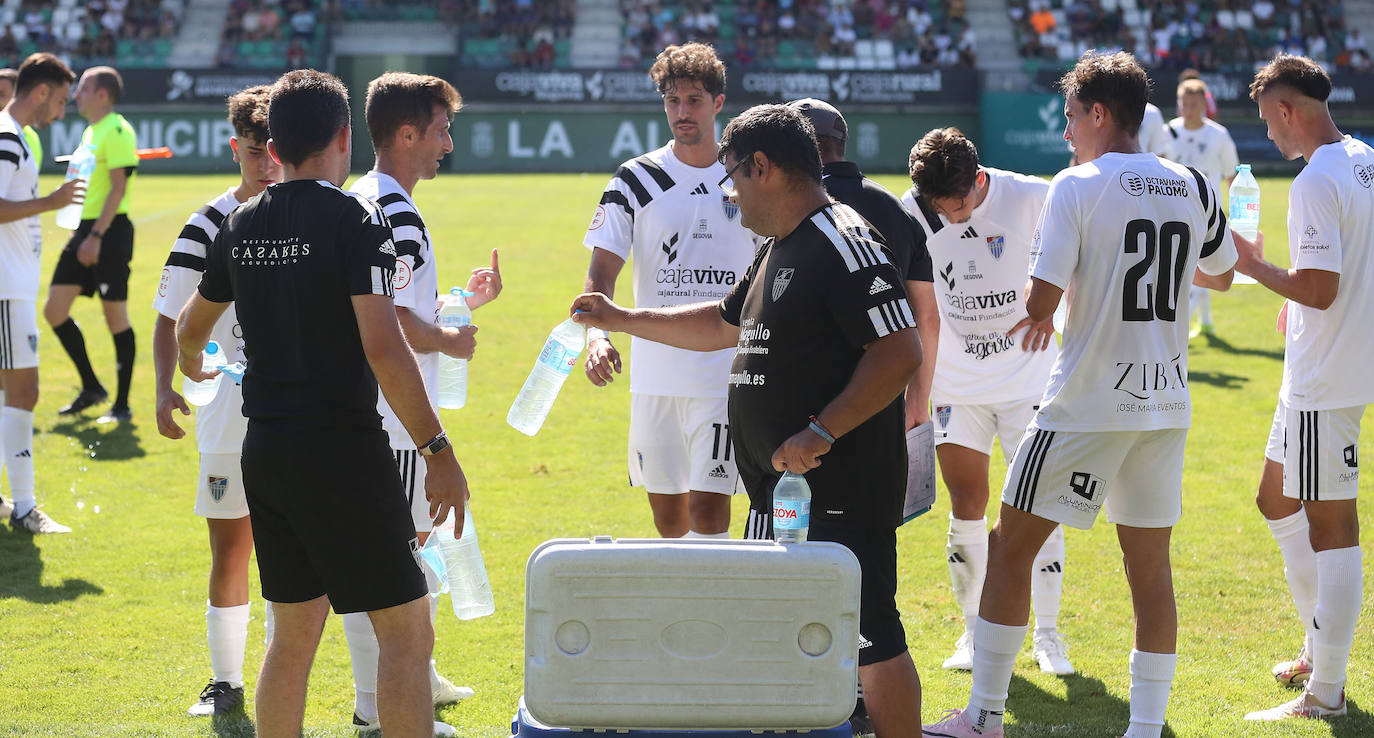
0, 172, 1369, 737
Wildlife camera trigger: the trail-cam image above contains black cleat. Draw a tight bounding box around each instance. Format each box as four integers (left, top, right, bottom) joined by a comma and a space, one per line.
57, 387, 108, 415
850, 698, 875, 738
96, 405, 132, 425
187, 680, 244, 716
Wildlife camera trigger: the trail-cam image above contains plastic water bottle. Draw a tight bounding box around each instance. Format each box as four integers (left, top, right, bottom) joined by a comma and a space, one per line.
182, 341, 224, 406
55, 144, 95, 230
772, 471, 812, 543
419, 503, 495, 620
1230, 164, 1261, 284
507, 317, 585, 436
437, 288, 472, 409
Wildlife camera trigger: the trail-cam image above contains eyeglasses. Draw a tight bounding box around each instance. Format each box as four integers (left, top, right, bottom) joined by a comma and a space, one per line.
717, 154, 751, 198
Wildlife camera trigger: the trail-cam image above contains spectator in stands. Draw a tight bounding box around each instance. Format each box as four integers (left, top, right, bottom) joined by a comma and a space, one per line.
286, 37, 306, 68
1030, 4, 1055, 35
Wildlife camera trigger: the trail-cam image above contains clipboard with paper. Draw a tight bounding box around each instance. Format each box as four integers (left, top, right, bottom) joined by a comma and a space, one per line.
902, 421, 936, 523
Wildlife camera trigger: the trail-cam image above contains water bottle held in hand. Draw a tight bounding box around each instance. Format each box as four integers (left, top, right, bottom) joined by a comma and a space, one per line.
183, 341, 224, 406
773, 471, 812, 543
1229, 164, 1261, 284
55, 144, 95, 231
420, 503, 495, 620
219, 361, 246, 386
507, 317, 585, 436
437, 287, 473, 409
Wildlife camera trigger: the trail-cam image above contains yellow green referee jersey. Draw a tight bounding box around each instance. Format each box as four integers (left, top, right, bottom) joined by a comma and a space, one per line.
22, 125, 39, 170
79, 112, 138, 220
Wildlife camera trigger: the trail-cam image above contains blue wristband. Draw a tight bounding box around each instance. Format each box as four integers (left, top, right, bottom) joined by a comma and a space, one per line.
808, 419, 835, 445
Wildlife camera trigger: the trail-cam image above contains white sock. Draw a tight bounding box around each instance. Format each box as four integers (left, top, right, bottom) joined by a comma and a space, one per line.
1031, 525, 1065, 631
342, 610, 380, 717
1125, 649, 1176, 737
1195, 286, 1212, 325
1309, 546, 1362, 705
263, 601, 274, 647
947, 515, 988, 633
429, 593, 443, 691
685, 530, 730, 539
1266, 510, 1318, 656
206, 602, 250, 687
1, 407, 35, 517
966, 617, 1024, 728
0, 390, 5, 501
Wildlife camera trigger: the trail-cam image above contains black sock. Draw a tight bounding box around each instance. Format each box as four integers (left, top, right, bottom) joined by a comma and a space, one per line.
112, 327, 135, 410
52, 318, 102, 391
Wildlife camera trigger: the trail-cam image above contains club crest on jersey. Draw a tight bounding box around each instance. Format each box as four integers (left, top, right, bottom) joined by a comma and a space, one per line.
207, 476, 228, 502
721, 194, 739, 221
936, 405, 952, 428
772, 268, 794, 301
986, 235, 1005, 260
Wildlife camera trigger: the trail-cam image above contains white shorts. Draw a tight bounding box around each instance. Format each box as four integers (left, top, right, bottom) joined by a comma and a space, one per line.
195, 453, 249, 519
393, 447, 435, 533
628, 394, 739, 495
0, 299, 39, 370
1266, 400, 1364, 501
1001, 425, 1187, 530
932, 397, 1039, 459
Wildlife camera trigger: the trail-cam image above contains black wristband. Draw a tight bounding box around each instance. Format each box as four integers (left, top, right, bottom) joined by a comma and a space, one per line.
89, 229, 104, 240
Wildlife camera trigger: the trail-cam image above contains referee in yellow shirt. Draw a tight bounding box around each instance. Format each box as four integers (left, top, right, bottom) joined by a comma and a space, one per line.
44, 66, 138, 423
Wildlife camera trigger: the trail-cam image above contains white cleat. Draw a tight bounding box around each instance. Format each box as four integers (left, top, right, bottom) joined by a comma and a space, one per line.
1272, 645, 1313, 688
942, 631, 974, 671
10, 507, 71, 534
922, 708, 1004, 737
352, 713, 458, 736
1031, 629, 1075, 675
1244, 689, 1346, 721
431, 673, 474, 706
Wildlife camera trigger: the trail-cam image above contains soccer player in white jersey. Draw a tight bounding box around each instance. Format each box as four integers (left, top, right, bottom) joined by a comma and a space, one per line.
923, 51, 1236, 738
1167, 78, 1239, 338
581, 43, 758, 539
901, 128, 1074, 676
344, 72, 500, 736
0, 53, 79, 534
1139, 102, 1171, 159
152, 85, 281, 716
1234, 54, 1372, 722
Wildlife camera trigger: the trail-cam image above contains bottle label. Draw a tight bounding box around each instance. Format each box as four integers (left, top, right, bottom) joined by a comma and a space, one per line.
773, 499, 810, 530
536, 339, 579, 375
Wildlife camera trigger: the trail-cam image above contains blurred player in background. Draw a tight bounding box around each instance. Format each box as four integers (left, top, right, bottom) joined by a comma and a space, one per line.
0, 53, 78, 534
580, 43, 758, 539
344, 71, 501, 736
1166, 78, 1238, 338
153, 85, 280, 717
902, 127, 1073, 677
1236, 54, 1372, 723
924, 51, 1236, 738
45, 65, 140, 424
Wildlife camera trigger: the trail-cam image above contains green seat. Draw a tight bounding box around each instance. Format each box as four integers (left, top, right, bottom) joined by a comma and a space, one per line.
153, 39, 172, 58
718, 23, 733, 38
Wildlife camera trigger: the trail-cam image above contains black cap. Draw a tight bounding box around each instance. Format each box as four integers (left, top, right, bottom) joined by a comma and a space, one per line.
788, 98, 847, 142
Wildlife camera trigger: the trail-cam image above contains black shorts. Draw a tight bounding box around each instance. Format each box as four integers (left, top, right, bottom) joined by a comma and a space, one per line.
50, 215, 134, 301
745, 510, 908, 667
241, 421, 428, 614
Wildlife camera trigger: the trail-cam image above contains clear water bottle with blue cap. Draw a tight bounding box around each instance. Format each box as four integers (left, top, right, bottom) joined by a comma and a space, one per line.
419, 502, 495, 620
55, 144, 95, 230
183, 340, 224, 406
773, 471, 812, 543
437, 287, 473, 409
507, 316, 585, 436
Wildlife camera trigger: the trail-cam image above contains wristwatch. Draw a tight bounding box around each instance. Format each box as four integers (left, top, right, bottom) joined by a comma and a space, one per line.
89, 229, 105, 240
418, 430, 450, 457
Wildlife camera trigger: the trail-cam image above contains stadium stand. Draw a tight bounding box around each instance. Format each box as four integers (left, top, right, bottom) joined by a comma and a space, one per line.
454, 0, 576, 70
0, 0, 183, 70
217, 1, 329, 69
1011, 0, 1363, 74
615, 1, 977, 70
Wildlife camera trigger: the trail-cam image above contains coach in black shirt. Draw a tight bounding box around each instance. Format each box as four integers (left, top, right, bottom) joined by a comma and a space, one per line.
573, 104, 925, 735
789, 98, 939, 431
175, 70, 467, 737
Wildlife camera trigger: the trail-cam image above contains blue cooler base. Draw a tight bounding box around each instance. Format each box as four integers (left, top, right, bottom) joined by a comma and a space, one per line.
511, 701, 853, 738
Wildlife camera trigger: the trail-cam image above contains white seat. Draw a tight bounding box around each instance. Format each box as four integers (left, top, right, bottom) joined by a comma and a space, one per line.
817, 55, 838, 69
836, 55, 857, 69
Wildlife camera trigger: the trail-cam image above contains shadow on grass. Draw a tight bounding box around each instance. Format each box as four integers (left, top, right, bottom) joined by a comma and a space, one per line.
208, 711, 255, 737
1200, 333, 1284, 362
1186, 370, 1248, 389
1330, 696, 1371, 738
47, 416, 146, 461
1005, 673, 1176, 737
0, 531, 102, 603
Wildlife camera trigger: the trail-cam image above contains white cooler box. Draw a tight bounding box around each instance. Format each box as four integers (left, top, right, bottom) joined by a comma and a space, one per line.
524, 537, 861, 731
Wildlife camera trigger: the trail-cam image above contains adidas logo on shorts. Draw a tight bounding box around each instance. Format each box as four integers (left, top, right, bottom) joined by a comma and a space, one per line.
707, 464, 730, 479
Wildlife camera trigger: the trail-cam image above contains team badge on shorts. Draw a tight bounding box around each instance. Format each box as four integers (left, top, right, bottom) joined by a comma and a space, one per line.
986, 235, 1005, 260
772, 268, 794, 301
721, 194, 739, 221
935, 405, 952, 429
207, 476, 228, 502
